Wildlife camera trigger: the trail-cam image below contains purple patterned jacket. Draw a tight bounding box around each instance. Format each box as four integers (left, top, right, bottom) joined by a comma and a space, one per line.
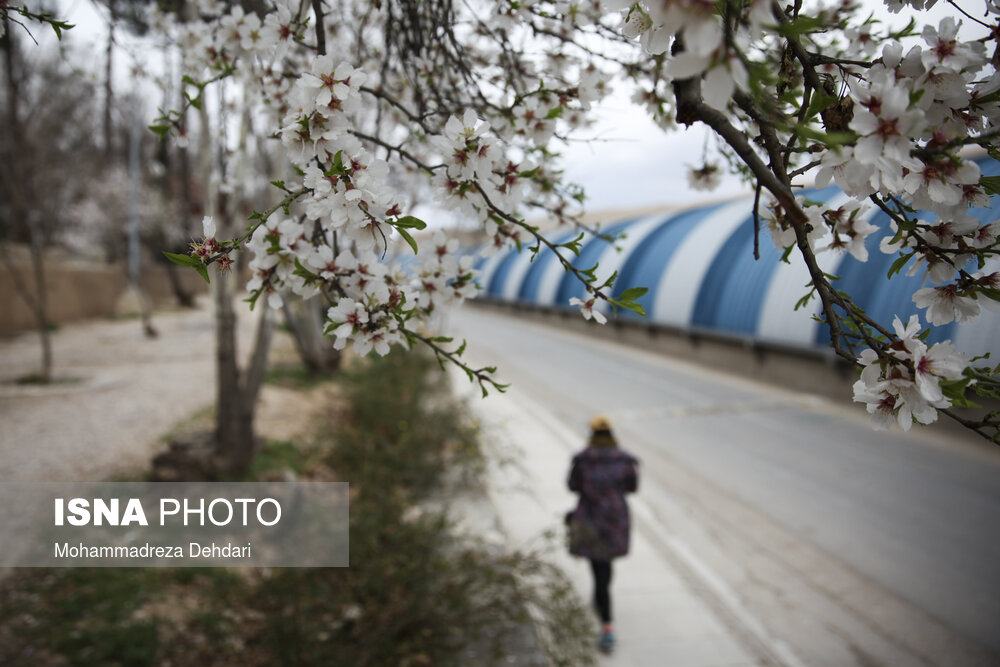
567, 440, 639, 560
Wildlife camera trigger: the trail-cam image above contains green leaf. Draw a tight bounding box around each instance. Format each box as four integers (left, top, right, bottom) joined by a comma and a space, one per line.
780, 245, 796, 264
618, 300, 647, 317
293, 258, 317, 281
545, 106, 563, 120
332, 149, 348, 176
617, 286, 648, 302
980, 287, 1000, 303
794, 292, 815, 311
245, 289, 262, 311
164, 251, 210, 283
149, 124, 171, 140
976, 88, 1000, 107
394, 215, 427, 230
887, 252, 913, 279
560, 232, 585, 256
887, 16, 918, 40
193, 263, 210, 284
980, 175, 1000, 196
769, 15, 827, 38
804, 90, 838, 122
48, 20, 75, 39
397, 227, 419, 254
162, 251, 201, 268
794, 123, 857, 146
941, 377, 979, 409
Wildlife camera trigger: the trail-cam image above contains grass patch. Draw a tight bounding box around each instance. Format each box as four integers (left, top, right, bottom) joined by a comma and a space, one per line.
264, 362, 334, 390
0, 568, 244, 667
222, 439, 328, 482
157, 404, 215, 445
13, 373, 82, 386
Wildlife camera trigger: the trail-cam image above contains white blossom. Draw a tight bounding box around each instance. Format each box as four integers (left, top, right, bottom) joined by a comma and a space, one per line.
569, 296, 607, 324
913, 285, 980, 325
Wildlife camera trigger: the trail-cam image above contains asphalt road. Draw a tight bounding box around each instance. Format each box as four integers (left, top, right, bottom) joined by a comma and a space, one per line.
448, 306, 1000, 667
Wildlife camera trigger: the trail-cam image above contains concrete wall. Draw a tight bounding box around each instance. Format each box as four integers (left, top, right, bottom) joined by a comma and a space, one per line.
0, 248, 208, 337
470, 298, 863, 404
470, 299, 1000, 448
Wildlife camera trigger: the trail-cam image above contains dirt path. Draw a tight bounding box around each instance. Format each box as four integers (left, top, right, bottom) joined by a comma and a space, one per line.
0, 303, 295, 482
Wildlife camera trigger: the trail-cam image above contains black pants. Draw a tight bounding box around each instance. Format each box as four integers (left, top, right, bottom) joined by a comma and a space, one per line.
590, 558, 613, 624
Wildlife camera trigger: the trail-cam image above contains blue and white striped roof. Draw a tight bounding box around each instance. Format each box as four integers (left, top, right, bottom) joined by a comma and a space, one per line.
473, 159, 1000, 361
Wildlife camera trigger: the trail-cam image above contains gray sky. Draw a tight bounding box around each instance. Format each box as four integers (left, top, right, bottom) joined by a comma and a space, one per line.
45, 0, 974, 216
560, 94, 744, 210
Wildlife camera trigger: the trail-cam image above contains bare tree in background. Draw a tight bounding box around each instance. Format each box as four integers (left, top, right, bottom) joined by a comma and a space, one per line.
0, 26, 104, 382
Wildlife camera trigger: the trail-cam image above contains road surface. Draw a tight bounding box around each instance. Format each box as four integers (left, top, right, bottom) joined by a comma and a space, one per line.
447, 306, 1000, 667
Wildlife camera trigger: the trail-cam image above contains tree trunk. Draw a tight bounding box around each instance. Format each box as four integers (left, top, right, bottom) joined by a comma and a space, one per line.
212, 258, 274, 472
193, 68, 276, 474
282, 296, 342, 373
28, 232, 53, 381
163, 259, 197, 308
212, 267, 249, 472
159, 50, 196, 309
104, 11, 115, 162
2, 20, 53, 382
127, 95, 157, 339
211, 190, 252, 471
208, 98, 275, 471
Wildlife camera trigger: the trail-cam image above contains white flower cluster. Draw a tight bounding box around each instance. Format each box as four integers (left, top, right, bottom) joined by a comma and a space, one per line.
149, 0, 999, 431
809, 17, 1000, 426
153, 0, 616, 358
761, 196, 878, 263
686, 162, 722, 192
598, 0, 766, 111
813, 20, 997, 309
581, 1, 998, 431
247, 61, 491, 356
853, 315, 966, 430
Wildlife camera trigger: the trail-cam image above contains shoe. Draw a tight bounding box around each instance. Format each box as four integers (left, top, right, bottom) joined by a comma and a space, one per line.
598, 630, 615, 654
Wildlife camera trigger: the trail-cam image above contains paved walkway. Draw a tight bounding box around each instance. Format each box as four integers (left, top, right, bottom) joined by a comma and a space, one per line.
0, 303, 265, 482
2, 303, 772, 665
458, 372, 773, 667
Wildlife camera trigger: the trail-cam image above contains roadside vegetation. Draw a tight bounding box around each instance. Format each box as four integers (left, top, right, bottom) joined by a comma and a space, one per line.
0, 351, 594, 666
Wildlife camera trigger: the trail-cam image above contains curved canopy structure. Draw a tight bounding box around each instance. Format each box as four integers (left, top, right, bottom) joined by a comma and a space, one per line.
473, 158, 1000, 362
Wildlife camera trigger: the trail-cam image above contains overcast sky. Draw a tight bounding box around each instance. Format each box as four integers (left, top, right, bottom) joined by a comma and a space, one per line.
557, 0, 979, 212
42, 0, 975, 216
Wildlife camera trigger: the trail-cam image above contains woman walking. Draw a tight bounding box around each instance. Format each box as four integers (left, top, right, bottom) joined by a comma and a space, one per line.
567, 415, 639, 653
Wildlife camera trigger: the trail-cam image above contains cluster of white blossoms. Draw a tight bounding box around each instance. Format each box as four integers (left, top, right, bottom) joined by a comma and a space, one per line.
557, 0, 998, 432
686, 162, 722, 192
853, 315, 967, 430
806, 16, 1000, 428
813, 21, 998, 303
597, 0, 768, 111
152, 0, 615, 371
146, 0, 1000, 432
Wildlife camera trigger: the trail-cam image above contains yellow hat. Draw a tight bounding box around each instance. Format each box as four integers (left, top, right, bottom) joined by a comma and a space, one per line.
589, 415, 612, 432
